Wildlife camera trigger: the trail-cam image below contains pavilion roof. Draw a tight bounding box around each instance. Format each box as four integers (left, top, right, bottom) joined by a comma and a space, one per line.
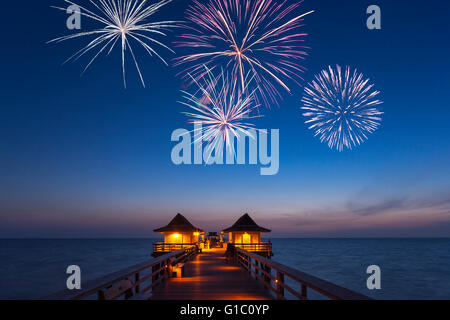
154, 213, 203, 233
222, 213, 271, 233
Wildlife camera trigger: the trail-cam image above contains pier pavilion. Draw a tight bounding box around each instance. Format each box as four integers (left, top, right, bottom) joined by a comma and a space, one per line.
152, 213, 203, 257
222, 213, 273, 258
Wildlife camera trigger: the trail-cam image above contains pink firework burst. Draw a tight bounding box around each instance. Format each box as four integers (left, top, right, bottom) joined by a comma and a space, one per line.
175, 0, 314, 107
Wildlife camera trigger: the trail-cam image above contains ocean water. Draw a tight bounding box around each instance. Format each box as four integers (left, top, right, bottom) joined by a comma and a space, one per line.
0, 238, 449, 300
271, 238, 450, 300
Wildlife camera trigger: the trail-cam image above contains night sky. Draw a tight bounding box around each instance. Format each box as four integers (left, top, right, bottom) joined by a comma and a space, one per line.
1, 0, 450, 238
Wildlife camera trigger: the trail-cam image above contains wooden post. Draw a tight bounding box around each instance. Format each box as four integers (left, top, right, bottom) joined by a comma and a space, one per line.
264, 265, 271, 288
160, 261, 164, 277
301, 283, 307, 299
152, 264, 159, 285
135, 272, 140, 294
276, 271, 284, 299
255, 261, 259, 277
97, 290, 105, 300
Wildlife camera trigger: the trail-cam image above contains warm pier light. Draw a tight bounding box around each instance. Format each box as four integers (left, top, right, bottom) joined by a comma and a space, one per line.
173, 233, 180, 238
193, 232, 199, 236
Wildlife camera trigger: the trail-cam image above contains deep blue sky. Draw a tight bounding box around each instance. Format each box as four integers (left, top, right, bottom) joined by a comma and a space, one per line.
1, 0, 450, 238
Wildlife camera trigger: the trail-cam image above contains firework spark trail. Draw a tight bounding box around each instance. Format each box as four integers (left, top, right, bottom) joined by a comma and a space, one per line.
179, 66, 261, 157
48, 0, 177, 87
301, 65, 383, 151
174, 0, 314, 107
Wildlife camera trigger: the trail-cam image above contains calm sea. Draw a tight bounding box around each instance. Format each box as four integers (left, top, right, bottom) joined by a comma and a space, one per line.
0, 238, 449, 300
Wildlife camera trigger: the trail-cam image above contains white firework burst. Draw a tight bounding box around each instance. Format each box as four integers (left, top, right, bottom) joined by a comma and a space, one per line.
48, 0, 177, 87
179, 66, 261, 156
301, 65, 383, 151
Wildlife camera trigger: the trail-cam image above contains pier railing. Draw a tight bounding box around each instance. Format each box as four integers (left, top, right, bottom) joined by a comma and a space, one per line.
43, 246, 198, 300
235, 248, 372, 300
152, 242, 197, 254
233, 242, 272, 254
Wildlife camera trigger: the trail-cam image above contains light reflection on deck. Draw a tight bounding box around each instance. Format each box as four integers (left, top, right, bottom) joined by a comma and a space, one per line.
151, 248, 272, 300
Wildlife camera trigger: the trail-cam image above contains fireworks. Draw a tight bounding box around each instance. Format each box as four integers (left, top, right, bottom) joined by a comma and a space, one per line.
175, 0, 314, 106
48, 0, 177, 87
179, 66, 261, 155
301, 65, 383, 151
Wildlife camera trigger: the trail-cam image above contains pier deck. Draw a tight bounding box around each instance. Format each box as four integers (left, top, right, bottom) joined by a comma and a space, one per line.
151, 248, 272, 300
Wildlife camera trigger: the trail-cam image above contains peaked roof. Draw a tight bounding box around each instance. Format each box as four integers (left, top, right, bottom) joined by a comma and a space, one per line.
222, 213, 271, 233
153, 213, 203, 233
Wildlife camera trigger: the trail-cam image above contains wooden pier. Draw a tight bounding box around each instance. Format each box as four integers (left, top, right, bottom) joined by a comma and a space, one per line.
152, 248, 272, 300
45, 246, 371, 300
